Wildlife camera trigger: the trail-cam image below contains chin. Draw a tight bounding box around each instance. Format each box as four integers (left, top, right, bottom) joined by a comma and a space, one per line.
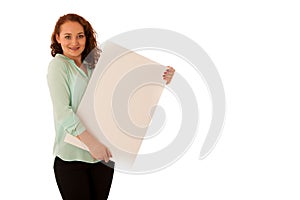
69, 51, 83, 58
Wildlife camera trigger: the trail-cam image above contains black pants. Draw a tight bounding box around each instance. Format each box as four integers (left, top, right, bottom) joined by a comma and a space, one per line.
54, 157, 114, 200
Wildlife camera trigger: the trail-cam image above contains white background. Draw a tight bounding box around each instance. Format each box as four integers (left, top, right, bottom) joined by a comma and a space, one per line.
1, 0, 300, 199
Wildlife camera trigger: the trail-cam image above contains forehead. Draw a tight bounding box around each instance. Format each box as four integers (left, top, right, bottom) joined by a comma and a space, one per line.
60, 21, 84, 34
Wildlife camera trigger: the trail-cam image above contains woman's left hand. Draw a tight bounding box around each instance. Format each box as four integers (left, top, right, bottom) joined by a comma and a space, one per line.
163, 66, 175, 84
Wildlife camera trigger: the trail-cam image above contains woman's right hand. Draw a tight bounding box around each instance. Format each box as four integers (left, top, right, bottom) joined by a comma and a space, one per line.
88, 141, 112, 163
77, 131, 112, 162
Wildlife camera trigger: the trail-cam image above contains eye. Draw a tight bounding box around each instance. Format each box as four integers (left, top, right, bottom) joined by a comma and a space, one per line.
78, 34, 85, 39
64, 35, 71, 40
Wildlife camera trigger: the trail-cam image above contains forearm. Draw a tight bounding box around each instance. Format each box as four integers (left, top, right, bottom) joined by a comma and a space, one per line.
76, 130, 99, 150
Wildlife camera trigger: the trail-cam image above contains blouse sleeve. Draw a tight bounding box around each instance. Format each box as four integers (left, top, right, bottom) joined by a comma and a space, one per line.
47, 59, 86, 136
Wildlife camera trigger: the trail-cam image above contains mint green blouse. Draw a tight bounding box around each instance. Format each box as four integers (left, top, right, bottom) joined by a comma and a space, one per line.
47, 54, 97, 163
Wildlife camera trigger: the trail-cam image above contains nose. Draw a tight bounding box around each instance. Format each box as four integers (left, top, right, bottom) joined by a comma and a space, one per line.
71, 37, 79, 45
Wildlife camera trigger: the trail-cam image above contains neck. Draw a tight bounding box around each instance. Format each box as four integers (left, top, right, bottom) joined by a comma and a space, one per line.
63, 53, 82, 67
74, 59, 82, 67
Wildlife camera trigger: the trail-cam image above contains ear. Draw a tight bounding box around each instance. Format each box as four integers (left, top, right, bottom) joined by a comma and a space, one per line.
56, 34, 61, 44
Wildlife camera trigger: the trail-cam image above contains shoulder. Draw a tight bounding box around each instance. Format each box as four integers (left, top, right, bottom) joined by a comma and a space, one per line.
48, 54, 69, 74
49, 54, 69, 67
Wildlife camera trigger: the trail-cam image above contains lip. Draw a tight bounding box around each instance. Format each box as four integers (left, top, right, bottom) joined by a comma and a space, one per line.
69, 46, 80, 51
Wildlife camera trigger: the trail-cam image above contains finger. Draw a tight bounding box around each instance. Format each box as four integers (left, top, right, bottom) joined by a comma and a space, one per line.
164, 70, 174, 76
165, 74, 173, 77
104, 156, 109, 163
106, 148, 111, 158
167, 66, 175, 72
107, 149, 113, 158
164, 77, 170, 84
164, 66, 170, 73
163, 73, 173, 78
163, 75, 173, 80
103, 153, 109, 163
163, 69, 174, 77
163, 76, 170, 84
163, 72, 173, 77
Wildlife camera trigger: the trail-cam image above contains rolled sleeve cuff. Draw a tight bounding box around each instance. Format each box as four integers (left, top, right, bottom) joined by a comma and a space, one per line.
64, 118, 86, 137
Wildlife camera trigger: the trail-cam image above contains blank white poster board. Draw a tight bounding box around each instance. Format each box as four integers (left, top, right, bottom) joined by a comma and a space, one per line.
65, 41, 166, 168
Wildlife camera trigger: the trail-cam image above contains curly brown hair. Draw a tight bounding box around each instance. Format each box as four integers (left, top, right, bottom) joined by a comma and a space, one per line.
50, 13, 100, 68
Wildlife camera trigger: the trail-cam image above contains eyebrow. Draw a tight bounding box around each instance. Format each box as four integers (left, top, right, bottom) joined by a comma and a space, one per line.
63, 32, 85, 35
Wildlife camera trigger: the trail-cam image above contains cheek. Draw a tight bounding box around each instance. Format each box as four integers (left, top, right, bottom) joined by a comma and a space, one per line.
80, 39, 86, 47
60, 40, 70, 48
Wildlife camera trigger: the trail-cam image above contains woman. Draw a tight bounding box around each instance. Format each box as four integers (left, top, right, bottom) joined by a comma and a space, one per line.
47, 13, 175, 200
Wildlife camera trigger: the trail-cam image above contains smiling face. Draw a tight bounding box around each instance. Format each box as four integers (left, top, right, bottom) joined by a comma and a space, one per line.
56, 21, 86, 64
